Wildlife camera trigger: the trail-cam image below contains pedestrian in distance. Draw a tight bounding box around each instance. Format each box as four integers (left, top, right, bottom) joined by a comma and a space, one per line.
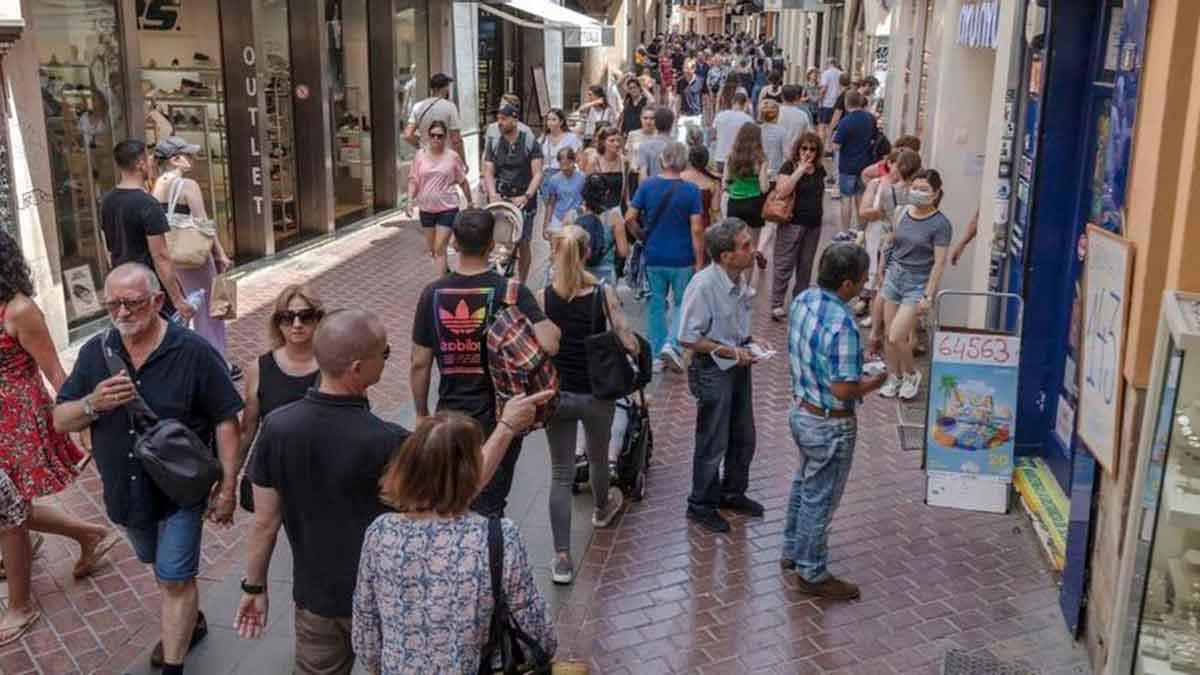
541, 147, 586, 240
0, 232, 119, 646
678, 218, 769, 534
621, 141, 705, 374
783, 242, 887, 600
410, 209, 560, 518
576, 175, 623, 285
802, 67, 822, 126
483, 104, 544, 284
580, 126, 627, 214
829, 91, 877, 232
723, 122, 771, 282
674, 58, 705, 146
878, 169, 952, 401
860, 148, 922, 345
408, 119, 472, 277
624, 104, 658, 198
712, 91, 753, 173
769, 132, 828, 322
537, 225, 638, 584
817, 58, 844, 142
404, 72, 467, 162
680, 144, 723, 232
351, 404, 556, 673
54, 263, 244, 674
619, 75, 652, 135
578, 85, 616, 148
636, 106, 674, 182
778, 85, 814, 158
540, 107, 583, 200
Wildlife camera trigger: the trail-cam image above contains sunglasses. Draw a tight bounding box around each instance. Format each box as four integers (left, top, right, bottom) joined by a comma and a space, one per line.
276, 309, 322, 325
102, 295, 155, 313
429, 132, 446, 139
800, 146, 818, 152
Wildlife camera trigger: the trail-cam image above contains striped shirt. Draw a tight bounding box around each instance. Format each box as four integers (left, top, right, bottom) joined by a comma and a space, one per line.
788, 287, 863, 412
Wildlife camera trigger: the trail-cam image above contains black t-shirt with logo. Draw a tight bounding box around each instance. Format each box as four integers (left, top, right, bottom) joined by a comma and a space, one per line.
412, 271, 546, 424
101, 188, 171, 270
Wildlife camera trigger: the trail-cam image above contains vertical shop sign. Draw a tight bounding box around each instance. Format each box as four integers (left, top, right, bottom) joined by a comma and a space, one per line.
217, 0, 272, 257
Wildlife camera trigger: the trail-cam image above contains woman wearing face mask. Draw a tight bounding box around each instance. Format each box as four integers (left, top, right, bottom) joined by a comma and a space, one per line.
878, 169, 951, 401
860, 149, 922, 345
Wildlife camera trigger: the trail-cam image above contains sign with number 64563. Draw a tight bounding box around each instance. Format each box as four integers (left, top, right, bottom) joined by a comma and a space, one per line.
933, 333, 1021, 366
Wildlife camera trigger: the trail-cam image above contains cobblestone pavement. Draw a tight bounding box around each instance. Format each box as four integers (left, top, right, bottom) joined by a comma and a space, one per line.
0, 207, 1092, 673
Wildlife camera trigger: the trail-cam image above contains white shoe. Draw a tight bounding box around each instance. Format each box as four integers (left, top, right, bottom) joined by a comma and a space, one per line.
859, 316, 873, 329
551, 555, 575, 585
879, 374, 901, 398
660, 346, 684, 372
899, 371, 922, 400
652, 358, 665, 374
592, 487, 625, 527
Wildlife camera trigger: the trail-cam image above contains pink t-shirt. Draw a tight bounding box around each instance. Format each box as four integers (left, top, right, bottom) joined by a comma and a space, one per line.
410, 149, 466, 214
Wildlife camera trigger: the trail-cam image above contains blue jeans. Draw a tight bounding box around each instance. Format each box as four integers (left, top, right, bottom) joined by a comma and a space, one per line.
782, 408, 858, 583
125, 503, 205, 582
646, 265, 694, 356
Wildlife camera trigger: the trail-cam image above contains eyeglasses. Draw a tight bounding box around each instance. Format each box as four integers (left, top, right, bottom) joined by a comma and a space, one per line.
276, 309, 322, 325
800, 146, 818, 152
102, 295, 155, 313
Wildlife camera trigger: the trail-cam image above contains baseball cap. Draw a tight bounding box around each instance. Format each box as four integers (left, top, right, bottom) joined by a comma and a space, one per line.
154, 136, 201, 159
497, 103, 520, 118
430, 72, 454, 89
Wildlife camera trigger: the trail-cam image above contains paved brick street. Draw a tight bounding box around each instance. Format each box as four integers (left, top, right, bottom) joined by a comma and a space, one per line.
1, 211, 1091, 673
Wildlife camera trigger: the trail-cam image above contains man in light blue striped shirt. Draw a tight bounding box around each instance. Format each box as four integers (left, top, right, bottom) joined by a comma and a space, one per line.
783, 242, 885, 601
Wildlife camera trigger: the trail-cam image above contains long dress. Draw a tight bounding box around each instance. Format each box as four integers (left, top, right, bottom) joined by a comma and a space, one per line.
0, 304, 83, 501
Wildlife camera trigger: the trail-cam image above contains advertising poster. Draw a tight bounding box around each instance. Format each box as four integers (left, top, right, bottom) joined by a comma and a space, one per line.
63, 265, 101, 317
925, 330, 1020, 481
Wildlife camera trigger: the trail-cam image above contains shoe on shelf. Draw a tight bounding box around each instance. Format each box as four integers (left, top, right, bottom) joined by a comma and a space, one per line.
150, 611, 207, 668
719, 494, 764, 517
879, 374, 901, 398
592, 487, 625, 528
899, 371, 922, 400
686, 507, 731, 533
794, 575, 860, 601
659, 346, 684, 373
551, 555, 575, 585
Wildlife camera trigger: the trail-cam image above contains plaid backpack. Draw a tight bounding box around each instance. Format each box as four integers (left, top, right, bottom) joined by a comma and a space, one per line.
486, 280, 559, 430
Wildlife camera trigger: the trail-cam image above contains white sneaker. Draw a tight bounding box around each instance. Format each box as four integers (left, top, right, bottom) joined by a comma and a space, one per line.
660, 346, 684, 372
592, 487, 625, 527
879, 374, 901, 398
899, 371, 922, 400
652, 358, 665, 374
859, 316, 873, 329
551, 555, 575, 585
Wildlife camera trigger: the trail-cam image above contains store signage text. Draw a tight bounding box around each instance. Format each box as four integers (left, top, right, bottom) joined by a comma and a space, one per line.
242, 46, 265, 217
956, 0, 1000, 50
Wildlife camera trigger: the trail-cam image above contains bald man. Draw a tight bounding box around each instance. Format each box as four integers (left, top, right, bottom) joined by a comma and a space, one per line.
234, 309, 552, 674
54, 263, 243, 674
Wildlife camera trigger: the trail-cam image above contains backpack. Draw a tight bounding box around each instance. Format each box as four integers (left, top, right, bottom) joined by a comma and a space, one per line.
871, 126, 892, 162
576, 213, 613, 268
485, 280, 559, 429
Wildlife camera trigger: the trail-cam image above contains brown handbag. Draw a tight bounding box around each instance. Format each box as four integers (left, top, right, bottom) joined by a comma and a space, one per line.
762, 186, 793, 223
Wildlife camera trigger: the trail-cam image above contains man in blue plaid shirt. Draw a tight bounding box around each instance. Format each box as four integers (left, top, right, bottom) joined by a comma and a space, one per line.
783, 242, 885, 600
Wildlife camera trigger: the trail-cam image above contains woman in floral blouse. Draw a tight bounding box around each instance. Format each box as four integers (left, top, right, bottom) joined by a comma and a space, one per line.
352, 412, 557, 673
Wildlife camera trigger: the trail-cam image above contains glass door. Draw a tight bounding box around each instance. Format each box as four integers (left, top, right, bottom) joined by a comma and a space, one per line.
328, 0, 375, 227
257, 0, 300, 245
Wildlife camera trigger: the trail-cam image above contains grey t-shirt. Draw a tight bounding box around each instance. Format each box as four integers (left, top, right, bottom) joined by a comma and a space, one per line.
892, 208, 952, 271
637, 136, 669, 178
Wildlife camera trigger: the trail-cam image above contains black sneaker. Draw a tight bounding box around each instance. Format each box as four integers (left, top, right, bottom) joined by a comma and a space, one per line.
229, 364, 244, 381
686, 507, 730, 533
150, 611, 207, 669
720, 494, 765, 517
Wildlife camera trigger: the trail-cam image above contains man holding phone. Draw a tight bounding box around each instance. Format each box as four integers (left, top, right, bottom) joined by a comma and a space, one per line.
782, 242, 886, 600
678, 218, 769, 533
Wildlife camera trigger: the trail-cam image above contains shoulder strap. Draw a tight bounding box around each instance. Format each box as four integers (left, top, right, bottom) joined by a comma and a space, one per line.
503, 279, 520, 307
644, 180, 679, 241
591, 281, 611, 334
487, 516, 506, 613
415, 98, 438, 131
166, 177, 185, 219
101, 329, 159, 428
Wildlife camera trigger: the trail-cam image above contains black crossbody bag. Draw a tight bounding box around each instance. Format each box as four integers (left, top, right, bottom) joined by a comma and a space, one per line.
584, 282, 652, 400
478, 517, 552, 674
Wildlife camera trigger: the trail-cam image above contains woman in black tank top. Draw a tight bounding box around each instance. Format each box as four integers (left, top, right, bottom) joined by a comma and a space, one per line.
237, 285, 323, 509
536, 225, 640, 585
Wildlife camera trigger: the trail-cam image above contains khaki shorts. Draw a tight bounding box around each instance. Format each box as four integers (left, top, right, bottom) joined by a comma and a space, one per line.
294, 607, 354, 675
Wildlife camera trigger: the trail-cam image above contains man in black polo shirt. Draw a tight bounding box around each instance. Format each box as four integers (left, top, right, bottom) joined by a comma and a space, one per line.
54, 263, 242, 675
232, 309, 553, 673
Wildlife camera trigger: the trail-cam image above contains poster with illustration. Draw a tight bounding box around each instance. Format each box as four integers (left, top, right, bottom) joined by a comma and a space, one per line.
63, 265, 101, 318
925, 331, 1020, 481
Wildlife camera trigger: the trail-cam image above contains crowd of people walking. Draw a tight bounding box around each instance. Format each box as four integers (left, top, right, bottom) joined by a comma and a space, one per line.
0, 28, 981, 675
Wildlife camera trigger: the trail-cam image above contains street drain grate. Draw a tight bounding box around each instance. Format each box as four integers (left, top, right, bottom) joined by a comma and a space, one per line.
941, 649, 1038, 675
898, 424, 924, 452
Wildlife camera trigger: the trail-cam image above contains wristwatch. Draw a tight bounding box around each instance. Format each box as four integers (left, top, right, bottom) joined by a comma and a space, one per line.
241, 578, 266, 595
82, 396, 100, 422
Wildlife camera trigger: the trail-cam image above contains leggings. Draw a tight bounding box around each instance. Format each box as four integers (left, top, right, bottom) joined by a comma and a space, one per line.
545, 390, 616, 553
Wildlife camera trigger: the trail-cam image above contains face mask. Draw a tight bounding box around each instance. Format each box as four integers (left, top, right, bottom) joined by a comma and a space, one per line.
909, 189, 936, 207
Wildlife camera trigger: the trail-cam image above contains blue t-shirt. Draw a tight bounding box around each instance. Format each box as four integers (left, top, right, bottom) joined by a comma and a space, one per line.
631, 176, 703, 268
833, 110, 877, 177
545, 170, 585, 223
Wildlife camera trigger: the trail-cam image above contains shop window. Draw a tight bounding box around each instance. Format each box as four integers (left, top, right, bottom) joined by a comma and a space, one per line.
138, 0, 235, 259
328, 0, 374, 227
257, 0, 300, 244
396, 0, 430, 169
0, 104, 13, 245
33, 0, 127, 325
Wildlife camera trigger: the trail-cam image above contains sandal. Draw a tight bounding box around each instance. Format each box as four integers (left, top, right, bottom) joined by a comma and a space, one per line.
73, 531, 120, 579
0, 533, 44, 581
0, 609, 41, 647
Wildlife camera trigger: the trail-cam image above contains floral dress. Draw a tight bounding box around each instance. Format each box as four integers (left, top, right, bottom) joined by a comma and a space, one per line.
352, 512, 556, 674
0, 304, 83, 502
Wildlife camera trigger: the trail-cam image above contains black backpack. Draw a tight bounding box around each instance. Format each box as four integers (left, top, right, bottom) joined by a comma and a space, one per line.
871, 127, 892, 162
576, 213, 612, 268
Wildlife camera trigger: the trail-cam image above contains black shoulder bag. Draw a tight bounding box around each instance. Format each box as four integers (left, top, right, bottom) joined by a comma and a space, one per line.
584, 283, 652, 400
478, 517, 552, 675
102, 331, 222, 508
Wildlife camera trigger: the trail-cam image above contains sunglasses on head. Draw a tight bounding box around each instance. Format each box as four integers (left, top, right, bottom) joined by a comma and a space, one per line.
276, 309, 322, 325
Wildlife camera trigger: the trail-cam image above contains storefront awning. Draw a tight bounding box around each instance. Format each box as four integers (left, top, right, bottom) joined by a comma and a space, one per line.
480, 0, 614, 48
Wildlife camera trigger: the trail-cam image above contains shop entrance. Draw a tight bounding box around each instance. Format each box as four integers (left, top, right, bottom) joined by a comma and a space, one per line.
328, 0, 376, 228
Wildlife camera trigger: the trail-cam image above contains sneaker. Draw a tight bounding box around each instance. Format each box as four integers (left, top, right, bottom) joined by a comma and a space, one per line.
229, 364, 244, 381
899, 371, 922, 400
879, 374, 901, 398
592, 487, 625, 527
770, 306, 787, 322
794, 575, 861, 601
719, 494, 765, 517
849, 297, 867, 315
686, 507, 731, 533
660, 346, 684, 373
551, 555, 575, 585
652, 358, 665, 374
859, 316, 873, 329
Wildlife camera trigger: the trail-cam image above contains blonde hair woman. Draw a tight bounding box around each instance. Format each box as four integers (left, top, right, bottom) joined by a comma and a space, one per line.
536, 225, 638, 585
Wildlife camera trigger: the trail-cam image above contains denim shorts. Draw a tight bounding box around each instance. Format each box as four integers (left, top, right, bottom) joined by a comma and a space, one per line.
838, 173, 865, 197
818, 107, 836, 124
881, 265, 931, 306
419, 208, 458, 229
125, 503, 205, 581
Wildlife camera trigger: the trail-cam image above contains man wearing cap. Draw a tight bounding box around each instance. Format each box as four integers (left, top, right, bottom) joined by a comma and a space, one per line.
100, 139, 193, 322
484, 104, 543, 283
404, 73, 466, 161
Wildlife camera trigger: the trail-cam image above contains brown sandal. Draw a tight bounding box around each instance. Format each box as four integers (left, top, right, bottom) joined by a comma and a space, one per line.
0, 609, 41, 646
73, 531, 120, 579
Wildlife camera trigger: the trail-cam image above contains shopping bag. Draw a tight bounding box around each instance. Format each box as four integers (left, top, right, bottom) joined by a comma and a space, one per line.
209, 275, 237, 320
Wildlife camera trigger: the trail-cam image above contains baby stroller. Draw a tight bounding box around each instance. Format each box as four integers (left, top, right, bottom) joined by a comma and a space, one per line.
572, 390, 653, 502
483, 200, 525, 278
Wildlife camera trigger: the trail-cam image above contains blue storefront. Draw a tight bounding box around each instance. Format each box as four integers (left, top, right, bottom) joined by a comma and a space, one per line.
1001, 0, 1149, 633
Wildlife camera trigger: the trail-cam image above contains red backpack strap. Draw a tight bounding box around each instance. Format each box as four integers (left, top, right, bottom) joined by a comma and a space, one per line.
503, 279, 520, 306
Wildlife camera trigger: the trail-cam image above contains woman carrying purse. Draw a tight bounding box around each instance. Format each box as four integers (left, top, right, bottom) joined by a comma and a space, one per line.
768, 132, 827, 321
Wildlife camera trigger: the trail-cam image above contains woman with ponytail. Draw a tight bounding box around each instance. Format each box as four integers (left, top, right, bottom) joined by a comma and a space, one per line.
536, 225, 638, 585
